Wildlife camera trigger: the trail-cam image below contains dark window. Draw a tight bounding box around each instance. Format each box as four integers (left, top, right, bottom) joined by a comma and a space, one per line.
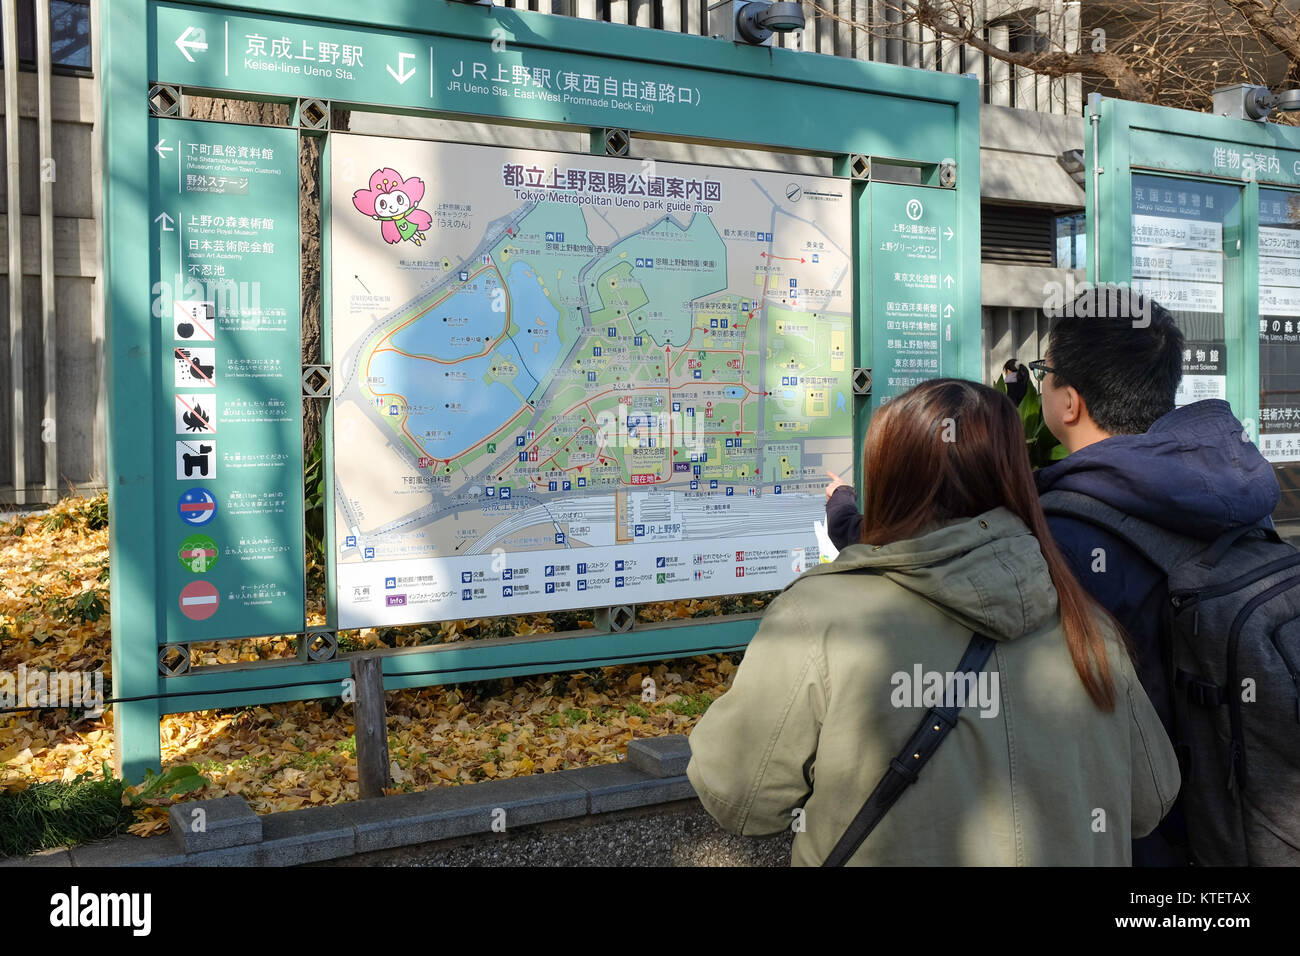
1007, 19, 1037, 54
50, 0, 90, 70
0, 0, 91, 75
993, 13, 1045, 110
9, 0, 36, 63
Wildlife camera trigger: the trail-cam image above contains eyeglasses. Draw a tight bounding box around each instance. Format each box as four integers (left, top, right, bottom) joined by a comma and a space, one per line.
1027, 359, 1055, 384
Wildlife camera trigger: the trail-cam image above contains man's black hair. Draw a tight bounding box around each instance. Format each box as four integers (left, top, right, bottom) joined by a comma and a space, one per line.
1044, 285, 1184, 435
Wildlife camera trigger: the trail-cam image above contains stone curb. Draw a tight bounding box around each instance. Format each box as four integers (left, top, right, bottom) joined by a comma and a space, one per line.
0, 735, 698, 867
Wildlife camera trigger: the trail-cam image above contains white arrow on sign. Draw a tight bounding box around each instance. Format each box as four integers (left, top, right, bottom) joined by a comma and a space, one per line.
175, 26, 208, 63
942, 303, 955, 318
155, 212, 175, 232
944, 227, 955, 241
387, 52, 417, 85
943, 274, 954, 288
155, 139, 174, 159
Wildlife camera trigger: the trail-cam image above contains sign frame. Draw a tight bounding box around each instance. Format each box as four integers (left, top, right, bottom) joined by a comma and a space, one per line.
1084, 94, 1295, 427
1085, 93, 1300, 520
105, 0, 982, 779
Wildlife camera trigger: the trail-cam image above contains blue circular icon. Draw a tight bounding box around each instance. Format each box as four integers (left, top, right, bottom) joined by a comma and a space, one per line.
178, 487, 218, 526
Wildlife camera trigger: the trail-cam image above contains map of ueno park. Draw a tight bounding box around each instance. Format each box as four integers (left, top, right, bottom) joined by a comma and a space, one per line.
330, 134, 852, 627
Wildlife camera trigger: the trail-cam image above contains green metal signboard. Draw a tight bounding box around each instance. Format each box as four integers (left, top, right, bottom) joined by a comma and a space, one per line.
152, 117, 305, 642
105, 0, 982, 780
869, 184, 960, 409
1086, 95, 1300, 519
149, 2, 955, 160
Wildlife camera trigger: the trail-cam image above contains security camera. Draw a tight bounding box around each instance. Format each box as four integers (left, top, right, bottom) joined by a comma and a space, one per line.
738, 1, 804, 42
1213, 84, 1278, 122
709, 0, 804, 46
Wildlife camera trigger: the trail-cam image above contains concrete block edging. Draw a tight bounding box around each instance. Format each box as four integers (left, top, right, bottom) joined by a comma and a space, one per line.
2, 735, 698, 867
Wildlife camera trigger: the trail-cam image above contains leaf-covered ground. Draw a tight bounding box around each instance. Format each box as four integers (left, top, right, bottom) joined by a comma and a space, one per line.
0, 495, 757, 838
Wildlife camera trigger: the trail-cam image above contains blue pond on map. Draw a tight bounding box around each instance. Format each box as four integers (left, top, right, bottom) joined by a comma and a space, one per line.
372, 261, 563, 459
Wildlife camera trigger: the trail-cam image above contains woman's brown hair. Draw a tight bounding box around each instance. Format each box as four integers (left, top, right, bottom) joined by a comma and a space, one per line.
859, 378, 1124, 711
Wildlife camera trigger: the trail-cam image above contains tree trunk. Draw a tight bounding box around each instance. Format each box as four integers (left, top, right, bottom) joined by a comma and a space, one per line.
183, 97, 349, 458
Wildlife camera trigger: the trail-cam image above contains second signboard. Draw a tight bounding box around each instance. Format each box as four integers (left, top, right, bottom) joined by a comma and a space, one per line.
1130, 173, 1240, 407
152, 118, 305, 643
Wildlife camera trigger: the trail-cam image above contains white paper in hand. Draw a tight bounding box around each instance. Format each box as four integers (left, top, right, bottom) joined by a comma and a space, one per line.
813, 518, 839, 564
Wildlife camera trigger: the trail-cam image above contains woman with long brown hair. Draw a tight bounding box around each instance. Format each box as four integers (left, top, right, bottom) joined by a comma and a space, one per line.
686, 378, 1180, 865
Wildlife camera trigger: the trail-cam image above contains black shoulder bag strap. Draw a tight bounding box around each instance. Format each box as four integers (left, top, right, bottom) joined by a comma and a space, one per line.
822, 631, 997, 866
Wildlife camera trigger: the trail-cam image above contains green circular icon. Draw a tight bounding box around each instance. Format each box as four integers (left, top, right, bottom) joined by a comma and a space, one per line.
179, 534, 218, 574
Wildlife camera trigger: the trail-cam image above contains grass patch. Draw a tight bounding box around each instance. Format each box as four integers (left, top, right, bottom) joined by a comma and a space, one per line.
663, 693, 714, 718
49, 587, 108, 625
0, 769, 133, 857
0, 763, 207, 858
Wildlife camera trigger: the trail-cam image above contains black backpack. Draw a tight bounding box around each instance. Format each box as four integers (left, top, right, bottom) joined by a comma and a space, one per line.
1041, 488, 1300, 866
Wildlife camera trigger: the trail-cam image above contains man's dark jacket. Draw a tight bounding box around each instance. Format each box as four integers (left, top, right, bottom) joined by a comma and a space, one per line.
825, 399, 1281, 864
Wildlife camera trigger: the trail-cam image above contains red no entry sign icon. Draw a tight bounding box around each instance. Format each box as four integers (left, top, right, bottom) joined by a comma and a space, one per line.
179, 580, 220, 621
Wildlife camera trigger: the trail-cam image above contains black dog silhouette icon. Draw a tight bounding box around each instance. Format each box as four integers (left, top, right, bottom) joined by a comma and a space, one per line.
182, 445, 212, 477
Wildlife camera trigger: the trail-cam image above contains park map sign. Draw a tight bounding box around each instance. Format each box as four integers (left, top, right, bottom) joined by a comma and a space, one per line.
329, 136, 853, 625
104, 0, 979, 778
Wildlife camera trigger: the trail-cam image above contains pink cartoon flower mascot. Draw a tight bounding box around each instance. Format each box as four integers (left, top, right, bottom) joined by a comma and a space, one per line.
352, 168, 433, 245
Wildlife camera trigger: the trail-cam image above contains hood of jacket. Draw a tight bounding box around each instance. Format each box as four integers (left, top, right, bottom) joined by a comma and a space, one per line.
799, 506, 1058, 642
1034, 399, 1279, 540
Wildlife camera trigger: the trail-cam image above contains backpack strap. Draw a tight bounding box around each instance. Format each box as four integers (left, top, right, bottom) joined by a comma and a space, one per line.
1195, 523, 1283, 569
1038, 489, 1209, 573
821, 632, 997, 867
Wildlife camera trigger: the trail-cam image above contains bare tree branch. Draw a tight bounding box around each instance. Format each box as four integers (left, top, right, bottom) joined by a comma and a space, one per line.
807, 0, 1300, 114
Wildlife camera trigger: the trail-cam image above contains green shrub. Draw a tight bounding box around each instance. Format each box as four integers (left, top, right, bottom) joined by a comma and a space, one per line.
77, 496, 108, 531
995, 374, 1067, 469
0, 763, 209, 859
0, 768, 132, 857
49, 587, 108, 625
39, 511, 70, 533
